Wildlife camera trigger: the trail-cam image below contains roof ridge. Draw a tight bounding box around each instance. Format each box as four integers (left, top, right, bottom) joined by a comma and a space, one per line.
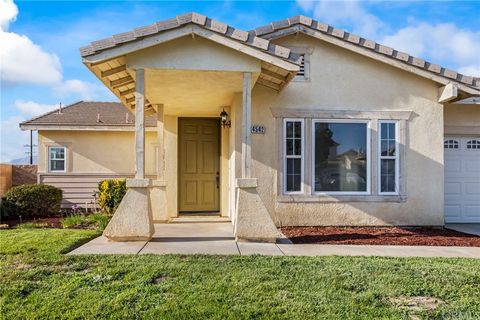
79, 12, 303, 66
252, 15, 479, 89
20, 101, 84, 125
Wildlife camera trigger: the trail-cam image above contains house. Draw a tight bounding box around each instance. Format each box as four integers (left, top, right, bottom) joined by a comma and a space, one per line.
20, 13, 480, 242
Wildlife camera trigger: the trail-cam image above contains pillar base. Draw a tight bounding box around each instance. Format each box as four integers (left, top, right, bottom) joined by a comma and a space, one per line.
103, 179, 154, 241
234, 178, 280, 243
150, 180, 168, 222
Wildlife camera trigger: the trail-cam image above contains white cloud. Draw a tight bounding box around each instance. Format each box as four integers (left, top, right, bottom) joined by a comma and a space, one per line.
0, 31, 62, 85
54, 79, 109, 101
0, 0, 62, 85
14, 99, 58, 117
0, 115, 30, 162
382, 22, 480, 76
0, 0, 17, 30
296, 0, 385, 39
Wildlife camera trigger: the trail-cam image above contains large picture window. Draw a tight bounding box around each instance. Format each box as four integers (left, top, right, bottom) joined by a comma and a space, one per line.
49, 146, 66, 172
313, 120, 369, 194
379, 121, 398, 194
284, 119, 304, 193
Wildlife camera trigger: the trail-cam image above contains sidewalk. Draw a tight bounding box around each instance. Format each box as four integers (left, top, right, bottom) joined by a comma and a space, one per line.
68, 222, 480, 258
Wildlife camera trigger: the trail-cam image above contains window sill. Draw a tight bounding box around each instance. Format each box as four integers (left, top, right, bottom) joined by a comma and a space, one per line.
277, 194, 407, 203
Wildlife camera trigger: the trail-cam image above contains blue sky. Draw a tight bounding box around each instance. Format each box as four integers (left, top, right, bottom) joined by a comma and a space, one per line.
1, 0, 479, 162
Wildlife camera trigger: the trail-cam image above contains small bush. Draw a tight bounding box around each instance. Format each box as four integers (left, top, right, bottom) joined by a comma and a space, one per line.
98, 179, 126, 215
1, 184, 62, 218
62, 213, 110, 231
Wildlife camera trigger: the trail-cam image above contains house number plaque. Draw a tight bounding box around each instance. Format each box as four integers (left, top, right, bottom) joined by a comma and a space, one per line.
251, 125, 266, 134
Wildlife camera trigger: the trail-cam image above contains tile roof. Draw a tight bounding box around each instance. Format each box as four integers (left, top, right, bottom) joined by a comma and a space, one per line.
252, 15, 480, 89
79, 12, 302, 66
20, 101, 157, 128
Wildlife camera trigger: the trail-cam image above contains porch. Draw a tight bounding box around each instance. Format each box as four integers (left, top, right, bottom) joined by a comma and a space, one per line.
80, 14, 302, 242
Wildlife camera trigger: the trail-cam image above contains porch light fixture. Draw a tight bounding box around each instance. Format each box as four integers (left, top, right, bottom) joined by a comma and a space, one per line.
220, 109, 231, 128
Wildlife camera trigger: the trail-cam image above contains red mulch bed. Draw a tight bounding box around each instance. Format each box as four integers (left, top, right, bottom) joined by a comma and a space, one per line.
2, 217, 63, 228
280, 226, 480, 247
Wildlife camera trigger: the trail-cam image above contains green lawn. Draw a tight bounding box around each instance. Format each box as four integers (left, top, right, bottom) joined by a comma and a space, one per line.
1, 228, 479, 319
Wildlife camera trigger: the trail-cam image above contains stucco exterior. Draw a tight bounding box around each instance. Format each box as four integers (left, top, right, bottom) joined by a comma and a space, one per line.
33, 27, 479, 228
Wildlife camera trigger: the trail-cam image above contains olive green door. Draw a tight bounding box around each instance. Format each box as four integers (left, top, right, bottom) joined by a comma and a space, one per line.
178, 118, 220, 213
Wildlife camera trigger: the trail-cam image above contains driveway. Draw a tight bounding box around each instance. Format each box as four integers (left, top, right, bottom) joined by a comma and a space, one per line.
445, 223, 480, 236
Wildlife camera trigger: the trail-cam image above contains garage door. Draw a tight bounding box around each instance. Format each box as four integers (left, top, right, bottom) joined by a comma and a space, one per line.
444, 137, 480, 223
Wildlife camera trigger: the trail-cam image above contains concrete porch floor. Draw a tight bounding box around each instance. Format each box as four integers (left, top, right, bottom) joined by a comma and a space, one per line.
68, 222, 480, 258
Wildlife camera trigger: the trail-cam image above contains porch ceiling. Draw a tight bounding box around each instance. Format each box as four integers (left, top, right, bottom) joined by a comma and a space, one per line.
87, 55, 292, 114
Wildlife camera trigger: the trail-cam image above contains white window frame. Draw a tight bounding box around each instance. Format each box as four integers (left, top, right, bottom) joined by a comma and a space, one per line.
283, 118, 304, 194
311, 119, 371, 196
48, 146, 66, 173
378, 120, 399, 195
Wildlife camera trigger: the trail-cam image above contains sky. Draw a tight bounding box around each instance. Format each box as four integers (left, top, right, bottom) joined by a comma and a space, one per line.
1, 0, 479, 162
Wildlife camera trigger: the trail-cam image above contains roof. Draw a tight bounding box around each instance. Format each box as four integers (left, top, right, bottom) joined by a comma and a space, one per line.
80, 12, 302, 66
252, 15, 480, 92
20, 101, 157, 130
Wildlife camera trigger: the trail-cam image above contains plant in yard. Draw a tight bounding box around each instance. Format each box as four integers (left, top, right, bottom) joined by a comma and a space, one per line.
97, 179, 126, 215
62, 213, 110, 231
0, 184, 62, 218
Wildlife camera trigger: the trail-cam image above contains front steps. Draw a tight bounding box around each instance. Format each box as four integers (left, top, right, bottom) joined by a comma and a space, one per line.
168, 216, 231, 223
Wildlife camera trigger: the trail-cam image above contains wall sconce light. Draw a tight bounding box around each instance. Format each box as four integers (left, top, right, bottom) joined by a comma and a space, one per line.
220, 108, 231, 128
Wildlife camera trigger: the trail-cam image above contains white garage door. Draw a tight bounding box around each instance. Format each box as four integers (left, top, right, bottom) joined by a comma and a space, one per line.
444, 137, 480, 223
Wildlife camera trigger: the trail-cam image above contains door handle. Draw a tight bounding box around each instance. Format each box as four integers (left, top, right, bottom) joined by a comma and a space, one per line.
216, 171, 220, 188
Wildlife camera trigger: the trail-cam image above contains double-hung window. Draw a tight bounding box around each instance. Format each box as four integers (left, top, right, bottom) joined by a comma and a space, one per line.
312, 120, 370, 194
284, 119, 304, 193
378, 121, 398, 194
49, 146, 66, 172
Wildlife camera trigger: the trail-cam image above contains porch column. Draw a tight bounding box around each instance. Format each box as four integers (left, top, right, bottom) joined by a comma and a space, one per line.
151, 104, 168, 222
234, 72, 280, 243
103, 68, 154, 241
135, 68, 146, 179
242, 72, 252, 178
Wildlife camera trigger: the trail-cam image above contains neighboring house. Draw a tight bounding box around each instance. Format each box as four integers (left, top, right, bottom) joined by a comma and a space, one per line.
20, 13, 480, 242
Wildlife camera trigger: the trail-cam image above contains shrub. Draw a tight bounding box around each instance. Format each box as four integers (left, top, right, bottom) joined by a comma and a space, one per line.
62, 213, 110, 231
1, 184, 62, 218
97, 179, 127, 215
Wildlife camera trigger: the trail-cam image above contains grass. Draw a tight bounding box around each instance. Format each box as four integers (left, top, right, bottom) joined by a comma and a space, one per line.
62, 213, 110, 231
1, 228, 479, 319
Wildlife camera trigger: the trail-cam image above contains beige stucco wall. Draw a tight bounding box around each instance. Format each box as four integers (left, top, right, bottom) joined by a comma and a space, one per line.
38, 130, 157, 175
444, 103, 480, 135
39, 33, 470, 226
235, 34, 446, 226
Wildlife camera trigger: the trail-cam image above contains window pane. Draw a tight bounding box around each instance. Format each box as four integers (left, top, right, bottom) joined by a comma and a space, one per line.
50, 147, 65, 159
294, 138, 301, 155
388, 123, 395, 140
286, 122, 293, 138
286, 158, 301, 192
51, 160, 65, 171
294, 122, 301, 138
381, 123, 388, 139
380, 159, 395, 192
286, 138, 294, 155
314, 122, 367, 192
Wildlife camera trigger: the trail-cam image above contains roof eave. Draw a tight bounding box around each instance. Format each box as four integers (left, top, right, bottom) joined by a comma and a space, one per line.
257, 23, 480, 95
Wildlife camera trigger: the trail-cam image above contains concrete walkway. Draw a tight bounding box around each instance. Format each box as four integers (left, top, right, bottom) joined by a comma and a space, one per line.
68, 222, 480, 258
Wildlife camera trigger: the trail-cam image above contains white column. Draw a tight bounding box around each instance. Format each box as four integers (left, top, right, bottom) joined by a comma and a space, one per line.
241, 72, 252, 178
156, 104, 165, 181
135, 68, 145, 179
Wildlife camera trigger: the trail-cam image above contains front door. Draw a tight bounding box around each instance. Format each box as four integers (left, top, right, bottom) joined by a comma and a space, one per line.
178, 118, 220, 213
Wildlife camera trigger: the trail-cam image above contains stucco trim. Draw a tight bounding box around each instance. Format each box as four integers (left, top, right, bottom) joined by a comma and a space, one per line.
270, 108, 413, 120
276, 194, 407, 203
21, 125, 157, 131
274, 114, 409, 203
444, 126, 480, 136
